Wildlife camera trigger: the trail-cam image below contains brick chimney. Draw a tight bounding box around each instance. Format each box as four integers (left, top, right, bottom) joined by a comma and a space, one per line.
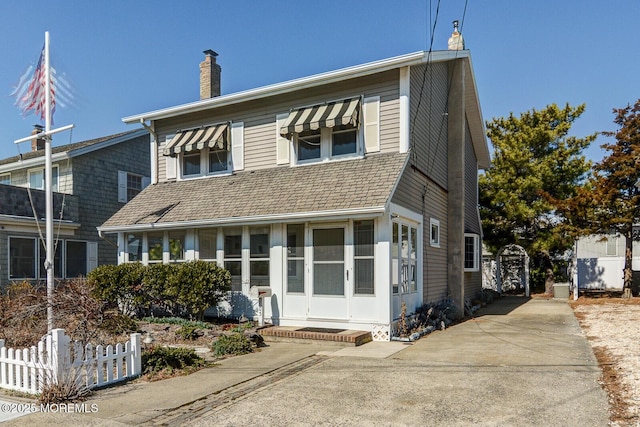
200, 49, 221, 99
447, 20, 465, 51
31, 124, 45, 151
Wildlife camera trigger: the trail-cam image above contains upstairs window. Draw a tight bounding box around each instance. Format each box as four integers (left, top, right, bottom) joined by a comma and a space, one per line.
163, 123, 234, 179
28, 165, 59, 192
280, 97, 362, 165
118, 171, 150, 202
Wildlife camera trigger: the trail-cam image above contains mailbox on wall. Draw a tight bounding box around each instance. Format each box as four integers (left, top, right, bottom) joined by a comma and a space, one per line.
250, 286, 272, 327
250, 286, 272, 299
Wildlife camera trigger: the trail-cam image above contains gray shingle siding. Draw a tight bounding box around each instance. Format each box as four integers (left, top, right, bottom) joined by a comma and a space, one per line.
71, 133, 150, 265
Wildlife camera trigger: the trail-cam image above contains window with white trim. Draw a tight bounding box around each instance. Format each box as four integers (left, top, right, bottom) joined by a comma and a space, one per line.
354, 220, 374, 295
147, 232, 164, 264
430, 218, 440, 247
29, 165, 58, 192
286, 224, 305, 293
66, 240, 87, 277
118, 171, 150, 202
294, 125, 360, 165
168, 231, 185, 262
198, 228, 217, 261
249, 226, 269, 287
0, 173, 10, 185
464, 233, 480, 272
8, 237, 91, 280
126, 233, 143, 262
224, 228, 242, 292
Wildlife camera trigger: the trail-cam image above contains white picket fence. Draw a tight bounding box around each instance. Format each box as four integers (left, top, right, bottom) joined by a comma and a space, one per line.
0, 329, 141, 395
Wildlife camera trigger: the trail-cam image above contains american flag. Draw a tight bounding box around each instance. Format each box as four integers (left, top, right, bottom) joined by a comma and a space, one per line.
10, 47, 56, 121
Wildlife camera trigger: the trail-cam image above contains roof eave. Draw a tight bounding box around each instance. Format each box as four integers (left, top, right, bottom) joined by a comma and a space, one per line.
123, 50, 468, 124
98, 206, 386, 233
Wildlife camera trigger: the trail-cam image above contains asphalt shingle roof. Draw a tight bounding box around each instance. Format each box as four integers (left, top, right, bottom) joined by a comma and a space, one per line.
0, 130, 139, 165
101, 152, 408, 229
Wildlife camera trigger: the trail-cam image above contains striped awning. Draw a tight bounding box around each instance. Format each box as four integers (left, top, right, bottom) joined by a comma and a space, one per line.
279, 97, 360, 137
163, 123, 228, 156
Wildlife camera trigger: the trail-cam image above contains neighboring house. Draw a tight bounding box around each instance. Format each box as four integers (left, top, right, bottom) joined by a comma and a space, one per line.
574, 232, 640, 291
99, 45, 490, 338
0, 129, 150, 288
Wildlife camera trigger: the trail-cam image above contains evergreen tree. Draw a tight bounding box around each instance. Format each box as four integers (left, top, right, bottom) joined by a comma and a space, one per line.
480, 103, 595, 293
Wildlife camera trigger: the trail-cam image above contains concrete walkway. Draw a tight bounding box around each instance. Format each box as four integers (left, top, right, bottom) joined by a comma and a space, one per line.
2, 296, 609, 426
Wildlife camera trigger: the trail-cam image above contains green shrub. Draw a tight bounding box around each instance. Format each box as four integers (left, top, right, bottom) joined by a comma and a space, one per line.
211, 333, 253, 357
87, 263, 146, 316
175, 325, 203, 341
141, 317, 209, 329
88, 261, 231, 320
142, 346, 205, 376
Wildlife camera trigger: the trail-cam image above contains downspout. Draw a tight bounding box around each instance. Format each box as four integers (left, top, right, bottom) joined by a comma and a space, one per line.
139, 119, 158, 184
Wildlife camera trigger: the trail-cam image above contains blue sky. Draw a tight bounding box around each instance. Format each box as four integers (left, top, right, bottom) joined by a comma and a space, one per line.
0, 0, 637, 163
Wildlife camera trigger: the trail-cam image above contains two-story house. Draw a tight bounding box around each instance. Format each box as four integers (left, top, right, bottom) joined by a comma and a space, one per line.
0, 129, 150, 288
98, 46, 489, 340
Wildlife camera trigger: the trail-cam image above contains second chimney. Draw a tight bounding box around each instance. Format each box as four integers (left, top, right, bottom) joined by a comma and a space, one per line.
31, 124, 45, 151
200, 49, 221, 100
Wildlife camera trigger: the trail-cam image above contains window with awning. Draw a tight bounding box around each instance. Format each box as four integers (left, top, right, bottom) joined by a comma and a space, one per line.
279, 97, 360, 138
163, 123, 228, 156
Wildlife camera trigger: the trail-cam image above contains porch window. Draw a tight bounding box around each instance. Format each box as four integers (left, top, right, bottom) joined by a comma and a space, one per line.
286, 224, 305, 293
313, 228, 344, 296
10, 237, 36, 279
224, 228, 242, 292
168, 231, 185, 262
0, 173, 10, 185
198, 229, 217, 260
392, 223, 399, 294
147, 232, 164, 263
65, 240, 87, 278
464, 233, 480, 271
410, 226, 417, 292
126, 233, 143, 262
354, 220, 374, 295
250, 226, 269, 287
39, 243, 63, 279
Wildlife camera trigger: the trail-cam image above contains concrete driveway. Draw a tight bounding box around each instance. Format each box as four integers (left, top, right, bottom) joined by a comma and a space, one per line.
3, 296, 609, 426
191, 297, 609, 426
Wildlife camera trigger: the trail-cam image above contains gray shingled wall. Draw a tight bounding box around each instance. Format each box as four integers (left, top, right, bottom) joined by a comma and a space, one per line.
71, 133, 150, 266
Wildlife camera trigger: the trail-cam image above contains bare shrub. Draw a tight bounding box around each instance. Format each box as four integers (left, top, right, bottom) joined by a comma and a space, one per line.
38, 365, 92, 404
0, 278, 110, 348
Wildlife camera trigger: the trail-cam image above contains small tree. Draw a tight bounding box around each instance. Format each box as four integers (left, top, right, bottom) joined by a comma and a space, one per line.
480, 103, 596, 293
584, 99, 640, 297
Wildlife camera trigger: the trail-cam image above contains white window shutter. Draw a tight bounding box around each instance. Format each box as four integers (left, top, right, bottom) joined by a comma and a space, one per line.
231, 122, 244, 171
117, 171, 127, 202
165, 157, 177, 180
363, 96, 380, 153
276, 113, 290, 165
87, 242, 98, 273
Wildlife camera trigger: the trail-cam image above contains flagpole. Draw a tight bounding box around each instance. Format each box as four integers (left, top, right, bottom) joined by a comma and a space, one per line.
44, 31, 54, 332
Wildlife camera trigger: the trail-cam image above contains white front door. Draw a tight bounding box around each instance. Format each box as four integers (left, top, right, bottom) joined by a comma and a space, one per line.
308, 226, 348, 320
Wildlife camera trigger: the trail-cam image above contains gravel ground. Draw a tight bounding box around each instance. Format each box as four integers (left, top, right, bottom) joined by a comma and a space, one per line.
571, 298, 640, 426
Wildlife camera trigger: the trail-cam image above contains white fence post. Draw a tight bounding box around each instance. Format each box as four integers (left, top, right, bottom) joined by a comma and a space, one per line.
49, 329, 67, 385
130, 333, 141, 377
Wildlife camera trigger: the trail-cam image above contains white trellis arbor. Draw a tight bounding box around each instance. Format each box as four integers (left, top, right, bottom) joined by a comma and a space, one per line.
496, 244, 530, 296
